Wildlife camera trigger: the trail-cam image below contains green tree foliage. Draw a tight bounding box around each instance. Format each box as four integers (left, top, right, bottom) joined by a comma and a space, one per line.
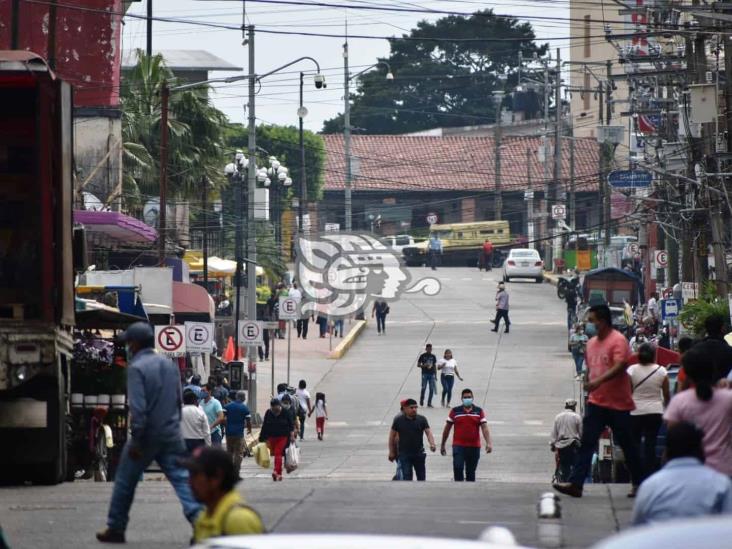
679, 282, 730, 337
120, 50, 228, 213
322, 10, 546, 134
224, 123, 325, 201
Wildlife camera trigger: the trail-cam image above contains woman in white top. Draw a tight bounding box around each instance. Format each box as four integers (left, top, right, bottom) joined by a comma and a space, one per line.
181, 389, 212, 452
437, 349, 463, 407
627, 343, 670, 476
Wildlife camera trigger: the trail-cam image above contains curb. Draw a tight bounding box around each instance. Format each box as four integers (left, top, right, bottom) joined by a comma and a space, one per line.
328, 319, 367, 359
543, 272, 560, 286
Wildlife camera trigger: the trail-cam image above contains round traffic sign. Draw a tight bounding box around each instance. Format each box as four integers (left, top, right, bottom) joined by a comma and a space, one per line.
240, 321, 261, 343
157, 326, 184, 352
655, 250, 669, 268
426, 212, 438, 225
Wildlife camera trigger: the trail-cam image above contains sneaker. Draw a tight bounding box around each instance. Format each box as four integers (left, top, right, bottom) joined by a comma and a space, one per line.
552, 482, 583, 498
96, 529, 126, 544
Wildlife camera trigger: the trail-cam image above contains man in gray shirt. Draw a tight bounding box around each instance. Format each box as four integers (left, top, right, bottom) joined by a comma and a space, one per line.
97, 322, 202, 543
491, 282, 511, 333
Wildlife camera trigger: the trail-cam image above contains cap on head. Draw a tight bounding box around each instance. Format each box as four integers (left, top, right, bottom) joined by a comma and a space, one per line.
118, 322, 155, 347
404, 398, 418, 407
565, 398, 577, 409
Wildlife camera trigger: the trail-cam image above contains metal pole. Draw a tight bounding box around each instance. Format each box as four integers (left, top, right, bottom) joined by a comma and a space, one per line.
146, 0, 153, 57
234, 170, 242, 361
527, 148, 534, 249
494, 97, 502, 220
286, 324, 291, 385
246, 25, 258, 413
270, 331, 275, 398
158, 83, 169, 265
202, 177, 209, 289
570, 132, 576, 231
549, 48, 562, 271
543, 60, 551, 264
299, 72, 307, 237
343, 41, 353, 231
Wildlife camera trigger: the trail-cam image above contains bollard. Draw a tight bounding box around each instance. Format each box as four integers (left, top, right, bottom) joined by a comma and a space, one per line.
479, 526, 517, 546
537, 492, 562, 548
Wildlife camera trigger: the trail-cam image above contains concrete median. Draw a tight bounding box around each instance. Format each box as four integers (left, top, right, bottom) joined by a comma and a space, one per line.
328, 319, 367, 359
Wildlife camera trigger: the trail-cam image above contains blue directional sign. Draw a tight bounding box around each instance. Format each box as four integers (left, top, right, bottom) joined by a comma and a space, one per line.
608, 170, 653, 189
661, 298, 681, 321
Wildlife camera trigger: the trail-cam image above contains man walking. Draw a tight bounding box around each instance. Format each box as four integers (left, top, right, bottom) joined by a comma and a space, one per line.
440, 388, 493, 482
550, 399, 582, 482
418, 344, 438, 407
201, 383, 225, 447
388, 398, 437, 481
372, 300, 389, 335
553, 304, 644, 498
290, 282, 310, 339
224, 391, 252, 478
96, 322, 202, 543
428, 233, 442, 270
481, 239, 494, 271
491, 282, 510, 334
295, 379, 313, 440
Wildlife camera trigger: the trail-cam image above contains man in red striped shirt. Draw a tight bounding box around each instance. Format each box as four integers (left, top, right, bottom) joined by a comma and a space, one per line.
440, 388, 493, 481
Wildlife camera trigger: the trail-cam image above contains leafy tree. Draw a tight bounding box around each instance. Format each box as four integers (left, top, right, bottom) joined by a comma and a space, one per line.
322, 10, 546, 134
679, 282, 730, 337
119, 50, 228, 213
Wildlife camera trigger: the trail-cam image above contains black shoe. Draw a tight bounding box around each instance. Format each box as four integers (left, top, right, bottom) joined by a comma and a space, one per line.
420, 400, 424, 406
490, 329, 498, 333
96, 529, 126, 543
504, 329, 509, 333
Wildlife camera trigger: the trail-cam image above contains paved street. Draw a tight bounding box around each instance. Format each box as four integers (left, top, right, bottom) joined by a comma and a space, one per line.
0, 268, 632, 547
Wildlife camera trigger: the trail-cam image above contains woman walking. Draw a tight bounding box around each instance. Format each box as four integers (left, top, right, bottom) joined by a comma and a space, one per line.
628, 343, 669, 476
569, 323, 588, 379
309, 392, 328, 440
259, 399, 295, 481
664, 345, 732, 477
437, 349, 463, 407
372, 301, 389, 335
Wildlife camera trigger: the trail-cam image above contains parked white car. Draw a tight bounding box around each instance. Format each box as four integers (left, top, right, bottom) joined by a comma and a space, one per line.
381, 234, 416, 254
502, 248, 544, 283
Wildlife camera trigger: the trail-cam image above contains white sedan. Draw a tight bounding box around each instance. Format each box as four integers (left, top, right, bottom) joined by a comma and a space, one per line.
502, 249, 544, 283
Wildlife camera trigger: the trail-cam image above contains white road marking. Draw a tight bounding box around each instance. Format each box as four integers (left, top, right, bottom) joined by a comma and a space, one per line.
488, 420, 506, 425
523, 420, 544, 425
461, 277, 473, 281
327, 421, 349, 427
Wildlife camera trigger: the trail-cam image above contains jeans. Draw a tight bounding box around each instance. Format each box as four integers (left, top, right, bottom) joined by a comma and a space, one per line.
631, 413, 663, 477
429, 250, 440, 269
333, 319, 344, 337
317, 316, 328, 337
398, 453, 426, 481
568, 403, 644, 487
420, 373, 437, 405
571, 349, 584, 376
226, 435, 244, 475
440, 374, 455, 406
107, 439, 202, 531
298, 411, 307, 439
452, 445, 480, 481
375, 312, 386, 333
184, 439, 205, 454
556, 442, 578, 482
493, 309, 510, 331
211, 430, 222, 447
296, 318, 309, 339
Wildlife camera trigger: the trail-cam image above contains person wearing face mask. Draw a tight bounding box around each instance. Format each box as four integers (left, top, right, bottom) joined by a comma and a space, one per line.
96, 322, 202, 543
440, 389, 492, 482
569, 324, 588, 380
259, 399, 295, 481
554, 304, 644, 499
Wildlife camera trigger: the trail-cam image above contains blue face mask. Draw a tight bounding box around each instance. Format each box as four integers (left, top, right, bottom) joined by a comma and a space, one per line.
585, 322, 598, 337
462, 398, 473, 407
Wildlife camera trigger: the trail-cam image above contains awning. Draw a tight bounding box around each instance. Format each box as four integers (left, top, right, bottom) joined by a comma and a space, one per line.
74, 210, 158, 247
76, 308, 147, 330
173, 282, 215, 319
184, 254, 264, 277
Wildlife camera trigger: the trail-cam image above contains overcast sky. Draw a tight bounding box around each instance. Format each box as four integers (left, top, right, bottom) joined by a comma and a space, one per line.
122, 0, 571, 133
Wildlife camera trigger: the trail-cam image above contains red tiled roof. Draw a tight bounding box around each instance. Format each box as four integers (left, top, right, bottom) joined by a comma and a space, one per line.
322, 134, 599, 193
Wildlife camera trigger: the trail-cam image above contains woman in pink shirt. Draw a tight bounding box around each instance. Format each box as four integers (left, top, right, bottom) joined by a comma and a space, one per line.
664, 345, 732, 476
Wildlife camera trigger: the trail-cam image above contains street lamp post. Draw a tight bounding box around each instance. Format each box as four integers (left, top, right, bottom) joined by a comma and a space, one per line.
343, 44, 393, 231
262, 157, 292, 247
298, 73, 308, 237
493, 90, 505, 220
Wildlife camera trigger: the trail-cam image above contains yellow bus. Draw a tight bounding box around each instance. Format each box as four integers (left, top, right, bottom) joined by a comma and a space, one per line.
402, 220, 511, 267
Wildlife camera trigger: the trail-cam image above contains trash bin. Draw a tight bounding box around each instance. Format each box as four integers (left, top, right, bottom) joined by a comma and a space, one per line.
553, 258, 566, 274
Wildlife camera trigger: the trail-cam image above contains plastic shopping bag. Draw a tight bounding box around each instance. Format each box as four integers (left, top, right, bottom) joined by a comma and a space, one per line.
285, 444, 299, 473
253, 442, 271, 469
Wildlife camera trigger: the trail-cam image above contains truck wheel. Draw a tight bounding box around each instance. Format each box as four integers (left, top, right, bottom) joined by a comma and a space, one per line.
535, 277, 543, 283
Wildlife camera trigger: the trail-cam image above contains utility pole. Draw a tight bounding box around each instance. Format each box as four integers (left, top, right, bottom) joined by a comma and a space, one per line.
526, 148, 535, 249
494, 91, 503, 220
146, 0, 153, 57
343, 41, 352, 231
299, 71, 307, 238
549, 48, 562, 270
569, 133, 576, 231
542, 59, 551, 264
158, 83, 169, 265
246, 25, 258, 413
202, 176, 209, 289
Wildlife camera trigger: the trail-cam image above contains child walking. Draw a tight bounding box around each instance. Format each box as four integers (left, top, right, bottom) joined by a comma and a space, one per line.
309, 392, 328, 440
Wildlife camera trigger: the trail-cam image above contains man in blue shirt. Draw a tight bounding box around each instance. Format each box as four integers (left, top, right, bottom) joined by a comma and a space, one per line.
428, 234, 442, 270
632, 421, 732, 525
183, 374, 204, 400
200, 383, 225, 447
97, 322, 201, 544
224, 390, 252, 478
